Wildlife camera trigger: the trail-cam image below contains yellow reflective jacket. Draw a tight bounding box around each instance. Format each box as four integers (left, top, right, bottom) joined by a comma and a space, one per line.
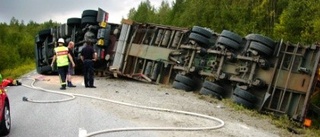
54, 45, 69, 67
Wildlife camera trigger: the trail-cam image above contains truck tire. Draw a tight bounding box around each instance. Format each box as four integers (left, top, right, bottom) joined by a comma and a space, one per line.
175, 74, 196, 87
172, 81, 193, 91
232, 95, 254, 109
82, 10, 98, 17
189, 33, 211, 48
81, 16, 97, 26
199, 88, 222, 100
245, 34, 275, 49
220, 30, 243, 44
39, 29, 51, 41
249, 41, 273, 56
202, 81, 224, 95
217, 36, 240, 50
67, 18, 81, 26
37, 65, 52, 74
191, 26, 213, 38
233, 87, 257, 103
39, 29, 51, 37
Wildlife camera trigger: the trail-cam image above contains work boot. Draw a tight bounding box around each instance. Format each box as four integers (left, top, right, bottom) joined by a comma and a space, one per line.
60, 86, 66, 90
67, 81, 76, 87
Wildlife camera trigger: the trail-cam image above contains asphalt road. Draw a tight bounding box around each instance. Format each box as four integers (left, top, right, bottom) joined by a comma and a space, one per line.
5, 85, 158, 137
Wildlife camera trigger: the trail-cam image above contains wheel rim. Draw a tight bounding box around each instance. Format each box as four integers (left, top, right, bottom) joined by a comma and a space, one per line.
4, 106, 10, 130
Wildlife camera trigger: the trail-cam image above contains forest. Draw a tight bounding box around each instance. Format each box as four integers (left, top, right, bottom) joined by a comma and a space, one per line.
0, 18, 58, 77
1, 0, 320, 77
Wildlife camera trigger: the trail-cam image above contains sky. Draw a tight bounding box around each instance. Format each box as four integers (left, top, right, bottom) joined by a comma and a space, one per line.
0, 0, 174, 24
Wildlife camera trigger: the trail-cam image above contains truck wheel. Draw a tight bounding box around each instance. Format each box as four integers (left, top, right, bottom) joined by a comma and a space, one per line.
82, 10, 98, 17
172, 81, 193, 91
202, 81, 224, 95
233, 87, 257, 103
81, 16, 97, 26
232, 95, 254, 109
67, 18, 81, 26
249, 41, 273, 56
245, 34, 275, 49
175, 74, 196, 87
199, 88, 223, 100
39, 29, 51, 37
217, 36, 240, 50
37, 65, 52, 75
189, 33, 211, 48
39, 29, 52, 41
220, 30, 243, 44
191, 26, 213, 38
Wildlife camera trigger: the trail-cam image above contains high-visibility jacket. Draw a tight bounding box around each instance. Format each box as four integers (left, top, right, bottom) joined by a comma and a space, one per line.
54, 45, 69, 67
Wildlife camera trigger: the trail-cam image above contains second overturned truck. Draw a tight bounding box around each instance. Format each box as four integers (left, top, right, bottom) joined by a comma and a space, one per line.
35, 8, 320, 124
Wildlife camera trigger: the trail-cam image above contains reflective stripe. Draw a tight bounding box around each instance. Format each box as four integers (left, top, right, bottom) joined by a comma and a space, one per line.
54, 46, 69, 67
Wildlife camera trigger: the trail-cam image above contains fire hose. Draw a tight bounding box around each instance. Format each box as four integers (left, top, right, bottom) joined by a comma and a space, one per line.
21, 78, 225, 137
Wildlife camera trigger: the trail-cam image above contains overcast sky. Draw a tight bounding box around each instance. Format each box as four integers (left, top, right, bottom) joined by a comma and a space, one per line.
0, 0, 174, 24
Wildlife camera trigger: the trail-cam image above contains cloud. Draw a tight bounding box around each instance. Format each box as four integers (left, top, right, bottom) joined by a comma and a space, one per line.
0, 0, 173, 24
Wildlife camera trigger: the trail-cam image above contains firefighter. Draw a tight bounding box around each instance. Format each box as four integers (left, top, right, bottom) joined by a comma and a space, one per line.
51, 38, 75, 90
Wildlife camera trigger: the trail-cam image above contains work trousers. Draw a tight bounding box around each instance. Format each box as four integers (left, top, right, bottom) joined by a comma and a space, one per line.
57, 66, 69, 88
83, 60, 94, 87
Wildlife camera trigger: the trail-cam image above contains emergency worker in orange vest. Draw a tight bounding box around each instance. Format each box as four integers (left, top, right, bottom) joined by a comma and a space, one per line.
51, 38, 75, 90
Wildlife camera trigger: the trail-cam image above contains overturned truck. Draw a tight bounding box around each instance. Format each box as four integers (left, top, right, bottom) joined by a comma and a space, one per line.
35, 8, 320, 124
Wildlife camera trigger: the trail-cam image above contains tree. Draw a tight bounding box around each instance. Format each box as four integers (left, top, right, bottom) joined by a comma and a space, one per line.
274, 0, 319, 44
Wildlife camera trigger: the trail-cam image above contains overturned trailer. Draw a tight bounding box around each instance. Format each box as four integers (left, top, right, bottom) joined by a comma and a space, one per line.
34, 8, 320, 124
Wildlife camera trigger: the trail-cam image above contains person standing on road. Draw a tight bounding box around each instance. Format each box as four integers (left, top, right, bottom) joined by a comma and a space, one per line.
80, 39, 97, 88
51, 38, 75, 90
67, 41, 76, 87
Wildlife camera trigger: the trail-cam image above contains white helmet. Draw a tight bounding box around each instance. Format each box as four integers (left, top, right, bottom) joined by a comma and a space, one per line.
58, 38, 65, 43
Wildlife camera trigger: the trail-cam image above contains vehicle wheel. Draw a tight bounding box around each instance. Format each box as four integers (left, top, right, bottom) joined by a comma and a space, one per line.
172, 81, 193, 91
175, 74, 196, 87
81, 16, 97, 26
199, 88, 222, 100
191, 26, 213, 38
67, 18, 81, 26
245, 34, 275, 49
39, 29, 51, 37
220, 30, 243, 44
232, 95, 254, 109
82, 10, 98, 17
202, 81, 224, 95
217, 36, 240, 50
233, 87, 257, 103
39, 29, 52, 41
0, 102, 10, 136
249, 41, 273, 56
189, 33, 211, 48
37, 65, 53, 74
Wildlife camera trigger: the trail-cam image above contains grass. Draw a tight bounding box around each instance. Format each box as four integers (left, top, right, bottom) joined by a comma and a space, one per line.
197, 94, 320, 136
0, 59, 35, 79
